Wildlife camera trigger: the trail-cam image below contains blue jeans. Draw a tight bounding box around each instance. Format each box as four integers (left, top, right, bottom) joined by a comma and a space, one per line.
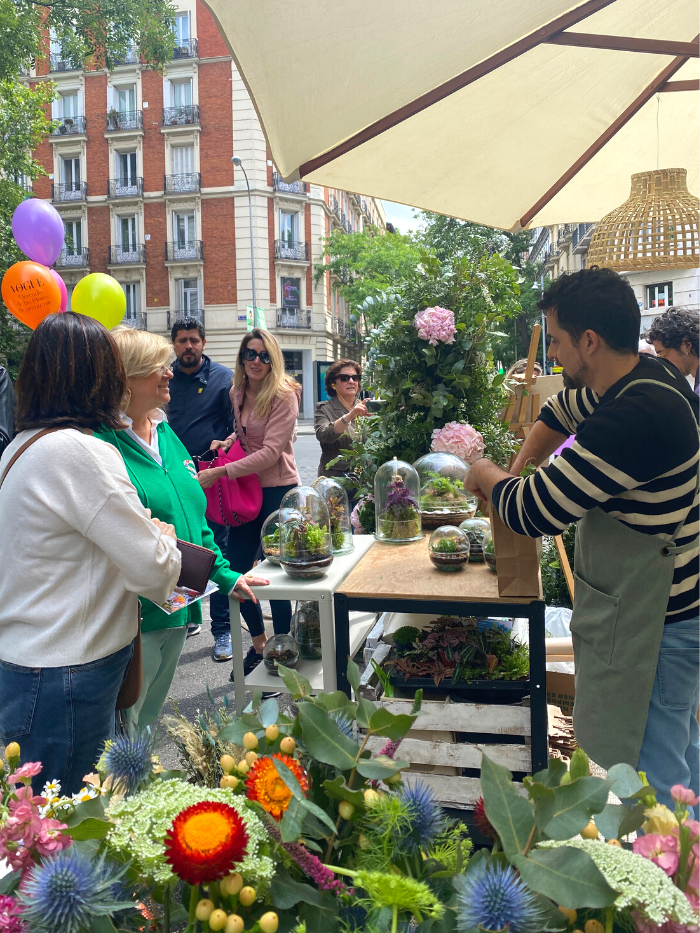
0, 642, 133, 795
637, 615, 699, 811
207, 518, 231, 640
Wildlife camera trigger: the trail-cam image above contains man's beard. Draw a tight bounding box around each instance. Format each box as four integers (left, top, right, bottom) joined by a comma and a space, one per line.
562, 369, 583, 389
179, 350, 201, 366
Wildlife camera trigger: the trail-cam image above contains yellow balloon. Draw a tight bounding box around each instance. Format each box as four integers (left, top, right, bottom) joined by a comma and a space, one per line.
72, 273, 126, 329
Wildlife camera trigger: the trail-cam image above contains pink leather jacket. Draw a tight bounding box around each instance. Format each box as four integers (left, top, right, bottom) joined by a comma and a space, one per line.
225, 383, 301, 488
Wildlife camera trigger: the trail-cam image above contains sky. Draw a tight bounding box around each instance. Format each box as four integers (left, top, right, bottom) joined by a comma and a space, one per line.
381, 200, 422, 235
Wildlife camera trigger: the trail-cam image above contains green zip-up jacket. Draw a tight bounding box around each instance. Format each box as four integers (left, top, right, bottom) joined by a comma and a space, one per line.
96, 421, 240, 633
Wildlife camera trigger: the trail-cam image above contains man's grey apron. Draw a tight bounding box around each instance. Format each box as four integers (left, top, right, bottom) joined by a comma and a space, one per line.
571, 379, 699, 769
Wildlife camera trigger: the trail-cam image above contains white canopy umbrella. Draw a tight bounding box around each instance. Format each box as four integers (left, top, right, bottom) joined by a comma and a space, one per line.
203, 0, 698, 229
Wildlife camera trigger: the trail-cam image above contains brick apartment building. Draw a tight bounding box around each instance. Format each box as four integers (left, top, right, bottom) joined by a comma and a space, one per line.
25, 0, 385, 418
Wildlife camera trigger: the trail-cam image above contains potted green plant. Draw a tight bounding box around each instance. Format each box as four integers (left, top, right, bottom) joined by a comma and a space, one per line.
107, 107, 120, 130
280, 515, 333, 579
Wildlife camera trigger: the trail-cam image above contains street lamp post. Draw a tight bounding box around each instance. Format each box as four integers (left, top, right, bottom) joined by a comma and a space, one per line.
532, 277, 547, 374
232, 156, 257, 314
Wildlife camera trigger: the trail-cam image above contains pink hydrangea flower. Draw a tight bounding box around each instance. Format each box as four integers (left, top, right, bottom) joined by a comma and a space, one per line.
414, 306, 457, 346
671, 785, 700, 807
431, 421, 485, 464
633, 833, 680, 876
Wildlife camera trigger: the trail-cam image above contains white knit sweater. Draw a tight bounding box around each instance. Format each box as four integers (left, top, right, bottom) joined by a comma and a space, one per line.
0, 429, 181, 667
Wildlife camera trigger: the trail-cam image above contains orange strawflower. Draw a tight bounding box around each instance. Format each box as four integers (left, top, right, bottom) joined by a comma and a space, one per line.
245, 754, 308, 821
164, 801, 249, 884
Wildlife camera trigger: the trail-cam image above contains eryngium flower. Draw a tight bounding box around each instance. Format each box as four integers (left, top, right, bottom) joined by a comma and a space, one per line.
100, 728, 155, 794
455, 861, 545, 933
20, 849, 131, 933
398, 780, 446, 854
329, 711, 355, 739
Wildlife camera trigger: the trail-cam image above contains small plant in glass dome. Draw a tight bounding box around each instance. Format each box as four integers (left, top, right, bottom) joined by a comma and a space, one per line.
263, 634, 299, 674
280, 486, 334, 579
291, 600, 322, 660
378, 475, 421, 541
313, 476, 353, 554
483, 529, 497, 572
260, 510, 282, 565
459, 517, 491, 562
429, 526, 470, 571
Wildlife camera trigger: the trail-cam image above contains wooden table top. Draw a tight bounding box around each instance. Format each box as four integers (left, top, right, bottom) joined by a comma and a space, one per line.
338, 537, 539, 604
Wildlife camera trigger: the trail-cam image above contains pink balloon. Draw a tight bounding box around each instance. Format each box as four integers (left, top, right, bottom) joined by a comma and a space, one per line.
49, 269, 67, 313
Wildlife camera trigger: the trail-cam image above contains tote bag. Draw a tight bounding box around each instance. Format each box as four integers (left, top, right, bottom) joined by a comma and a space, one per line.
200, 439, 263, 527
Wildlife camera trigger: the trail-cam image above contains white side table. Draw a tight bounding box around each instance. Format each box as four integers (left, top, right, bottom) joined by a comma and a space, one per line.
229, 535, 375, 712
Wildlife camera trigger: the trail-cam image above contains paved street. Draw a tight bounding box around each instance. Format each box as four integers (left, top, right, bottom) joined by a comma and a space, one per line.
154, 432, 320, 768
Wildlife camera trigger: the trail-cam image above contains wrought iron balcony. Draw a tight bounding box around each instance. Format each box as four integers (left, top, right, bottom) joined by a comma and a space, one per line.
49, 54, 77, 72
54, 247, 89, 268
168, 308, 204, 329
274, 240, 309, 262
165, 241, 203, 262
276, 309, 311, 329
164, 173, 201, 194
108, 177, 144, 199
51, 181, 87, 202
52, 116, 87, 136
529, 227, 551, 264
173, 38, 198, 59
106, 110, 143, 132
113, 45, 139, 65
329, 196, 340, 219
109, 245, 146, 265
273, 173, 308, 195
122, 312, 147, 329
572, 222, 595, 253
162, 105, 199, 126
556, 223, 577, 248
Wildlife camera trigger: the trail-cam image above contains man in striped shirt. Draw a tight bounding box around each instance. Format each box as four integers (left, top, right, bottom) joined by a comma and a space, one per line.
466, 268, 698, 807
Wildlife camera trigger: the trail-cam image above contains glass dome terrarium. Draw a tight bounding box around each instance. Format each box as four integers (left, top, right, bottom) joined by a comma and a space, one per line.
483, 528, 497, 573
312, 476, 353, 554
458, 517, 491, 562
263, 634, 299, 675
260, 510, 282, 565
291, 600, 322, 660
429, 526, 470, 572
279, 486, 333, 579
413, 452, 475, 527
374, 458, 422, 544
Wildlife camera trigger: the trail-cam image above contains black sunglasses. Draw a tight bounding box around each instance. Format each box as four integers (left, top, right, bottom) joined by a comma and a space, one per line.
335, 373, 360, 383
242, 347, 272, 365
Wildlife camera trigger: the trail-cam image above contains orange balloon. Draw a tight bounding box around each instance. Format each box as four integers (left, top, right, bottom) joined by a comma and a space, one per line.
1, 261, 61, 329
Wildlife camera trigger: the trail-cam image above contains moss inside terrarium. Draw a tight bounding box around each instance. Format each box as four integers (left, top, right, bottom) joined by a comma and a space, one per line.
420, 472, 469, 511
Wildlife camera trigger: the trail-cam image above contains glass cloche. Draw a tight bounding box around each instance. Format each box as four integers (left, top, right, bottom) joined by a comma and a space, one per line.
279, 486, 333, 579
260, 510, 282, 565
291, 600, 322, 660
483, 528, 497, 573
413, 452, 473, 526
374, 458, 422, 544
312, 476, 353, 554
458, 517, 491, 562
263, 634, 299, 675
428, 526, 470, 572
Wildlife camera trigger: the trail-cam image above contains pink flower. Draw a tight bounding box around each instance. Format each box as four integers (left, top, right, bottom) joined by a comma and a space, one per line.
671, 784, 700, 807
431, 421, 485, 464
633, 833, 680, 876
632, 913, 699, 933
0, 894, 25, 933
414, 306, 457, 346
7, 763, 42, 783
33, 818, 70, 858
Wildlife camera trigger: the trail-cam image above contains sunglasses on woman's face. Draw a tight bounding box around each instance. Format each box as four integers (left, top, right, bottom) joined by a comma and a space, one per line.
242, 347, 272, 365
336, 373, 359, 383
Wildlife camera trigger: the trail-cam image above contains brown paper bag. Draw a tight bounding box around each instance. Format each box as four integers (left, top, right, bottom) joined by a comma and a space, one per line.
490, 510, 543, 598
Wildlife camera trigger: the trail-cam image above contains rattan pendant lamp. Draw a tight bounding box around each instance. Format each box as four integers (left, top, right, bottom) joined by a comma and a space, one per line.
587, 168, 699, 271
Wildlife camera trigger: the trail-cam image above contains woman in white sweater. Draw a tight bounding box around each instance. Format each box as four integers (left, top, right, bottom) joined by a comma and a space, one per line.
0, 313, 181, 793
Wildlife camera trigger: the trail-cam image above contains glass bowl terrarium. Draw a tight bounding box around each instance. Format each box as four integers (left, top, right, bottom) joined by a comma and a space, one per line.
483, 528, 497, 573
429, 526, 470, 572
374, 458, 422, 544
263, 634, 299, 675
291, 600, 322, 660
279, 486, 333, 579
458, 517, 491, 562
260, 510, 282, 565
312, 476, 353, 554
413, 452, 474, 528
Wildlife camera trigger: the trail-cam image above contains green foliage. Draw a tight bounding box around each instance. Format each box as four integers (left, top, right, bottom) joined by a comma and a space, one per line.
541, 524, 576, 608
392, 626, 421, 649
414, 211, 532, 267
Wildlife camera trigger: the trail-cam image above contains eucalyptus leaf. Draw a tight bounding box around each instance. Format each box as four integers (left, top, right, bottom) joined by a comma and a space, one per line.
271, 869, 322, 909
593, 802, 627, 841
532, 758, 567, 789
356, 697, 377, 729
369, 706, 416, 740
538, 777, 611, 840
277, 664, 312, 699
322, 776, 365, 808
300, 797, 339, 835
64, 796, 106, 827
313, 692, 358, 719
513, 848, 616, 908
569, 748, 590, 782
618, 801, 647, 838
480, 755, 535, 860
356, 757, 408, 781
272, 755, 305, 800
346, 657, 362, 696
280, 797, 304, 842
66, 817, 110, 841
259, 697, 280, 728
299, 701, 359, 770
606, 762, 644, 799
216, 719, 252, 745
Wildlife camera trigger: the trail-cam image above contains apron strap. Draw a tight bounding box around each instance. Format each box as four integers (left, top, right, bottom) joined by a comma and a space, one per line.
614, 378, 699, 545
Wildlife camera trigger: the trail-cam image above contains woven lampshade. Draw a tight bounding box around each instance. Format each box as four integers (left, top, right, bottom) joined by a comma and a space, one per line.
587, 169, 699, 272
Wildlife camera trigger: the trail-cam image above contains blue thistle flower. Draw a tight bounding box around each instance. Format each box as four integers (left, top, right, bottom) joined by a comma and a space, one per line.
397, 780, 446, 854
20, 848, 133, 933
330, 710, 355, 739
455, 861, 545, 933
100, 727, 155, 794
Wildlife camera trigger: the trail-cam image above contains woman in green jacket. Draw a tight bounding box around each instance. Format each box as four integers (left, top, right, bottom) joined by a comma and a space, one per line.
97, 327, 267, 729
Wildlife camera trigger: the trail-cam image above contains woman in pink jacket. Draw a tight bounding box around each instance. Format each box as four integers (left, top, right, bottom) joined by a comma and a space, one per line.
199, 329, 300, 673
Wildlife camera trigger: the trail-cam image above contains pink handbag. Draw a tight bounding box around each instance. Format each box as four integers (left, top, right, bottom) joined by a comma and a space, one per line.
200, 439, 263, 527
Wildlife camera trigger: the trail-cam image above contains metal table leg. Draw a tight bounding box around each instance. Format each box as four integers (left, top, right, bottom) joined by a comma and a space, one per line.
229, 596, 246, 716
334, 592, 351, 697
528, 599, 548, 772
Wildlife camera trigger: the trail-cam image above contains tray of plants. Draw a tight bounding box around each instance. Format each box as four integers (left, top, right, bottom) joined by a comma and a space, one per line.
387, 616, 531, 702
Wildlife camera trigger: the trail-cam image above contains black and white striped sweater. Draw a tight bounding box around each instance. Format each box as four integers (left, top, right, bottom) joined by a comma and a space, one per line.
493, 356, 699, 622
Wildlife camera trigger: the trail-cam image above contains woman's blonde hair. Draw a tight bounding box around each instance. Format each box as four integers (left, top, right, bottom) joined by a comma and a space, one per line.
111, 326, 174, 412
234, 328, 297, 418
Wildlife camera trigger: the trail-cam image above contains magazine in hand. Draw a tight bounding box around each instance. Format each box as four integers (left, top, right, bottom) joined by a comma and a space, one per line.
154, 580, 219, 615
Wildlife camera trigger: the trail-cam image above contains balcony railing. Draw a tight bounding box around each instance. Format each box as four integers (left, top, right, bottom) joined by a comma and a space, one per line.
164, 173, 201, 194
276, 309, 311, 329
49, 53, 77, 72
113, 45, 139, 65
54, 247, 89, 268
108, 177, 144, 199
122, 312, 147, 329
162, 105, 199, 127
557, 223, 577, 248
165, 241, 203, 262
329, 196, 340, 219
52, 116, 87, 136
51, 181, 88, 202
572, 222, 595, 253
173, 38, 198, 59
333, 317, 361, 342
106, 110, 143, 132
274, 240, 309, 262
167, 308, 204, 329
109, 245, 146, 265
273, 173, 308, 195
529, 227, 551, 263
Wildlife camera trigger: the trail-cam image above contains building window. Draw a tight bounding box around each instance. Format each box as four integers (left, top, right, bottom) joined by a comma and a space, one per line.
175, 12, 190, 44
123, 282, 140, 321
279, 210, 299, 246
179, 278, 200, 314
281, 277, 300, 310
117, 151, 137, 186
173, 211, 196, 248
171, 145, 194, 175
63, 219, 82, 255
115, 85, 136, 113
646, 283, 673, 310
61, 156, 81, 188
60, 92, 79, 120
170, 79, 192, 108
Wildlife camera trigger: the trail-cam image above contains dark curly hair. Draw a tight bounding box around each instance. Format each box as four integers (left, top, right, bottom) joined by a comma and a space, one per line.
538, 267, 640, 354
645, 307, 699, 358
325, 358, 362, 397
